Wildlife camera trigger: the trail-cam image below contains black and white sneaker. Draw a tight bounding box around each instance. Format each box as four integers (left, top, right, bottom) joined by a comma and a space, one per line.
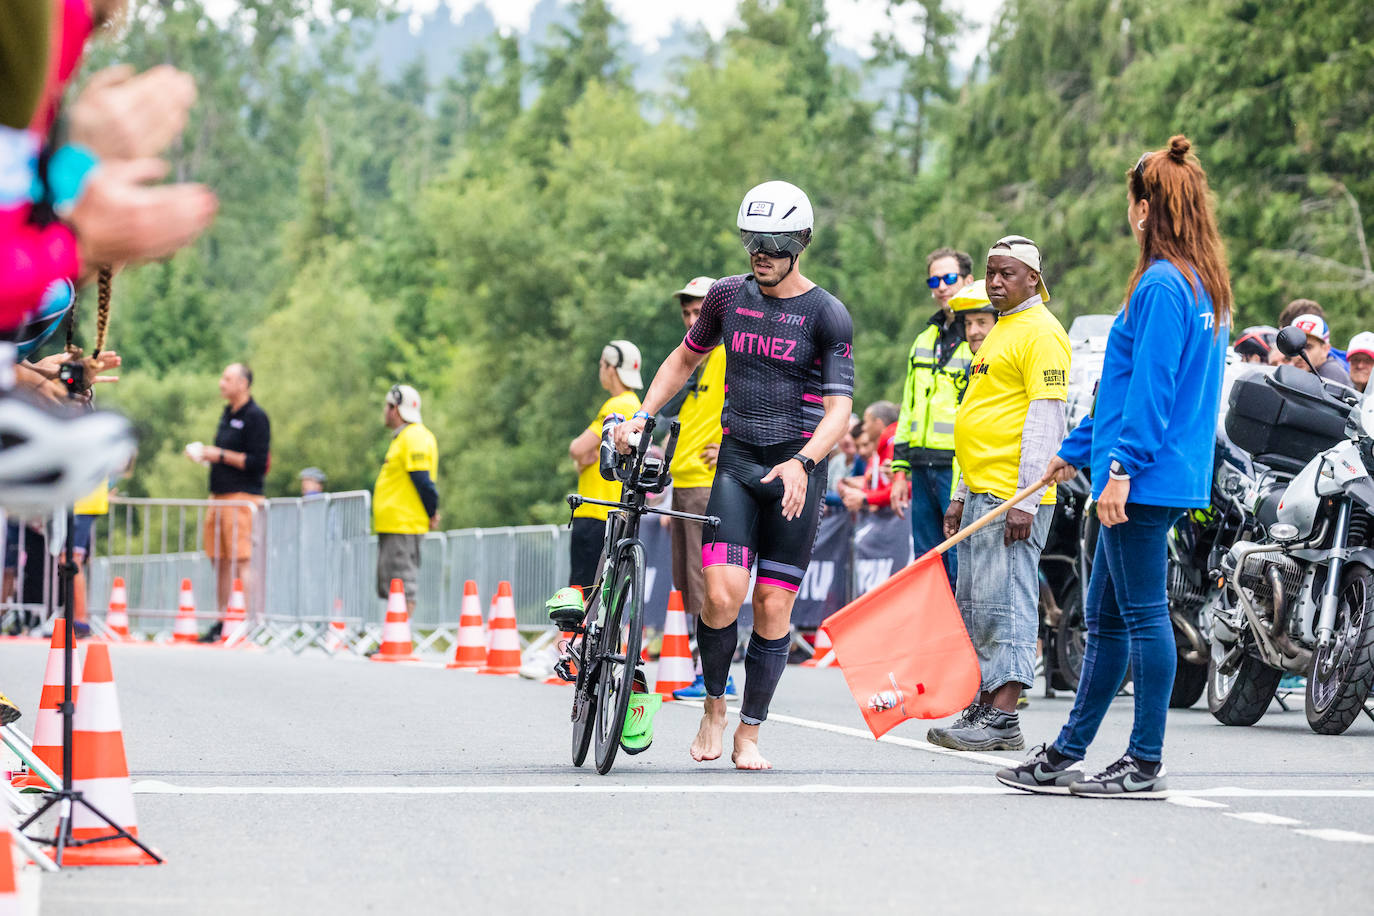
1069, 754, 1168, 799
995, 743, 1083, 795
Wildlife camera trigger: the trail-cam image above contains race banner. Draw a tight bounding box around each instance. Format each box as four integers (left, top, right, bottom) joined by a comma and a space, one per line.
852, 508, 914, 597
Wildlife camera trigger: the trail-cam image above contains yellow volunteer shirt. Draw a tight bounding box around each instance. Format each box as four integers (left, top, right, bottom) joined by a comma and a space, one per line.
671, 345, 725, 489
574, 390, 642, 521
373, 422, 439, 534
954, 303, 1070, 505
74, 482, 110, 516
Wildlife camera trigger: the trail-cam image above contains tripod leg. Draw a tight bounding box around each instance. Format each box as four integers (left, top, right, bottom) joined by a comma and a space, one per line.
67, 794, 163, 863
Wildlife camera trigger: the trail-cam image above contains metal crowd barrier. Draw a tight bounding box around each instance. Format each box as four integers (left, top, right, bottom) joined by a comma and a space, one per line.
62, 492, 569, 655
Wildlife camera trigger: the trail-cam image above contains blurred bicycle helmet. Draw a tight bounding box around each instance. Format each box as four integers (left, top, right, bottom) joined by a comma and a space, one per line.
0, 397, 135, 515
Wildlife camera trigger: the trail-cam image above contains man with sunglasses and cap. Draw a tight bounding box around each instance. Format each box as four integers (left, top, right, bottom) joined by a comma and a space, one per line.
614, 180, 854, 770
929, 235, 1070, 752
373, 384, 440, 619
890, 247, 975, 585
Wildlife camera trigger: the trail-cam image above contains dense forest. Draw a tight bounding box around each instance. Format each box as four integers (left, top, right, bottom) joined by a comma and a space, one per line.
77, 0, 1374, 526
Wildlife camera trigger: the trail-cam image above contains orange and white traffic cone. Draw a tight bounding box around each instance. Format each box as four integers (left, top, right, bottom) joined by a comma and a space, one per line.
105, 577, 131, 641
59, 643, 161, 866
1, 818, 22, 912
324, 599, 348, 653
801, 626, 833, 667
11, 621, 80, 788
371, 579, 419, 663
172, 579, 198, 644
447, 580, 486, 669
478, 581, 520, 675
219, 578, 248, 648
653, 590, 694, 699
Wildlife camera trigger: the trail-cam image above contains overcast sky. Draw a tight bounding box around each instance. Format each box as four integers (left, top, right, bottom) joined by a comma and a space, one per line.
404, 0, 1004, 68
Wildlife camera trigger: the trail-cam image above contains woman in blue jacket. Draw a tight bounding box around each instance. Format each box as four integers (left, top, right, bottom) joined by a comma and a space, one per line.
997, 135, 1232, 798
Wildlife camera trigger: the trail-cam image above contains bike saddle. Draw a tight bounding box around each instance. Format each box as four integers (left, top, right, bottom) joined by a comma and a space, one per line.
545, 586, 587, 631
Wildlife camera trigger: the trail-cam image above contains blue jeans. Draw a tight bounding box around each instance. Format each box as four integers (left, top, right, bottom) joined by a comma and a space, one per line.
909, 465, 956, 586
1054, 503, 1182, 762
954, 492, 1052, 692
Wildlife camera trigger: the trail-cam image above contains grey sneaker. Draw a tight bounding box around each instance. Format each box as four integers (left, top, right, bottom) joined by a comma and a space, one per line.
928, 706, 1025, 751
1069, 754, 1168, 799
995, 743, 1083, 795
926, 703, 986, 746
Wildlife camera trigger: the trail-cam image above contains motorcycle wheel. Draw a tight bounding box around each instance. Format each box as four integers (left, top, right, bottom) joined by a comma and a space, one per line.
1170, 657, 1207, 708
1207, 638, 1282, 726
1054, 582, 1086, 691
1304, 563, 1374, 735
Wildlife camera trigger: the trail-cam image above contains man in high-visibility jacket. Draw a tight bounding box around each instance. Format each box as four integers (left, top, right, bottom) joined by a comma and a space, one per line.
890, 247, 974, 585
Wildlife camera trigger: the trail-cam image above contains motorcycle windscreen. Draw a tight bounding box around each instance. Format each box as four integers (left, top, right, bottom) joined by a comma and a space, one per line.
821, 549, 981, 738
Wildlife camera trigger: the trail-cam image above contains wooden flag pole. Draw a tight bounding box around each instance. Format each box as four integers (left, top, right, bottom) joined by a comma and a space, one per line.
931, 477, 1054, 556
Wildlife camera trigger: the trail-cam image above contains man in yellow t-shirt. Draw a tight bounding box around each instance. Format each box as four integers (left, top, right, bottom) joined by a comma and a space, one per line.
663, 277, 737, 699
930, 235, 1070, 753
373, 384, 439, 616
567, 340, 644, 591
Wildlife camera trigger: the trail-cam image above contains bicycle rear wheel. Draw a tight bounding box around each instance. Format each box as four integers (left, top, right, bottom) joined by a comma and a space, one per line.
593, 543, 645, 775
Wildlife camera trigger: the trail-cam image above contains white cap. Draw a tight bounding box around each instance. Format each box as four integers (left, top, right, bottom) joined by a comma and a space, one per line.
602, 340, 643, 389
1291, 313, 1329, 343
387, 384, 422, 424
674, 276, 715, 301
987, 235, 1051, 303
1347, 331, 1374, 361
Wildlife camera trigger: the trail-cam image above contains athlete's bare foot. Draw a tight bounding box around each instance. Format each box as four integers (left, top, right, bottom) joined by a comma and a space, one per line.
690, 696, 728, 762
731, 722, 772, 770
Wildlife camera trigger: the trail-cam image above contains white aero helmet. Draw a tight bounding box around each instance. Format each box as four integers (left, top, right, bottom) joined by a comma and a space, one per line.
737, 180, 814, 258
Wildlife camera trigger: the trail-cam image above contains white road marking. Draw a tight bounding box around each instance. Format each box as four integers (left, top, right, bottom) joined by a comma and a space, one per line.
668, 699, 1021, 767
1224, 811, 1302, 826
1292, 828, 1374, 844
130, 780, 1374, 800
131, 781, 1017, 796
1167, 796, 1228, 809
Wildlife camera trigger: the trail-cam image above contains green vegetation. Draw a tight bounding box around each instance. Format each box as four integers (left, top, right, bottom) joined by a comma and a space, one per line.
77, 0, 1373, 525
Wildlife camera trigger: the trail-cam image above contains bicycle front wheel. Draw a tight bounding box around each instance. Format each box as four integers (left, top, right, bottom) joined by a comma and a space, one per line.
593, 542, 645, 775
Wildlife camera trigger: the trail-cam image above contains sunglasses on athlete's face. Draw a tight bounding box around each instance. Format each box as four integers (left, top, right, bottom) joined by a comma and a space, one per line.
926, 273, 962, 290
740, 230, 806, 259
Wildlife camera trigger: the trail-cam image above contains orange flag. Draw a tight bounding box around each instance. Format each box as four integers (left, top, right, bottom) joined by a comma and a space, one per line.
820, 549, 980, 738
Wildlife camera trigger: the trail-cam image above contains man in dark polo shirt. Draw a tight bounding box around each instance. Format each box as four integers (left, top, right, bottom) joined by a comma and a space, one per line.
184, 363, 271, 641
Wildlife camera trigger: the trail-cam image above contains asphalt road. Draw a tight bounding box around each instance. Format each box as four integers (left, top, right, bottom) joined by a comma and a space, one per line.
3, 639, 1372, 915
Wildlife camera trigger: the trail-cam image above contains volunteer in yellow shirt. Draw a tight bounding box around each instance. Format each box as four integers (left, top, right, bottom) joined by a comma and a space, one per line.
373, 384, 439, 615
69, 481, 111, 635
567, 340, 644, 589
929, 235, 1070, 753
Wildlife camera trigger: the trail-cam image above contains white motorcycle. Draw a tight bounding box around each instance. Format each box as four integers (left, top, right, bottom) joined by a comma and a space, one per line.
1208, 326, 1374, 734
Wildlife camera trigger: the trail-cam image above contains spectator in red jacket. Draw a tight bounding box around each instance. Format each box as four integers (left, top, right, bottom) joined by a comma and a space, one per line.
839, 401, 899, 512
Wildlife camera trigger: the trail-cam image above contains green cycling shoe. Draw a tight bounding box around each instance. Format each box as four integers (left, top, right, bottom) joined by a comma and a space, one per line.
620, 671, 662, 755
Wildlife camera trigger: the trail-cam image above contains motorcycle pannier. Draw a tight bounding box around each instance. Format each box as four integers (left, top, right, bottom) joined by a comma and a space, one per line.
1225, 367, 1347, 465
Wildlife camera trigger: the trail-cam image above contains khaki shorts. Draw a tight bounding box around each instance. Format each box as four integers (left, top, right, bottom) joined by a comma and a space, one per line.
377, 532, 422, 601
204, 494, 262, 561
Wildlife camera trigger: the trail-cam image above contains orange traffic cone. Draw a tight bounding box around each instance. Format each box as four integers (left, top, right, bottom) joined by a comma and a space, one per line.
105, 577, 131, 641
801, 627, 833, 667
447, 580, 486, 669
59, 643, 161, 866
324, 599, 348, 653
219, 578, 248, 648
653, 590, 694, 699
372, 579, 419, 663
11, 621, 80, 788
1, 818, 21, 911
172, 579, 198, 644
478, 581, 520, 675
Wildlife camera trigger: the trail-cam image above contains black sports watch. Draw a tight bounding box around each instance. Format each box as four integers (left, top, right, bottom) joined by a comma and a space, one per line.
792, 454, 817, 475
